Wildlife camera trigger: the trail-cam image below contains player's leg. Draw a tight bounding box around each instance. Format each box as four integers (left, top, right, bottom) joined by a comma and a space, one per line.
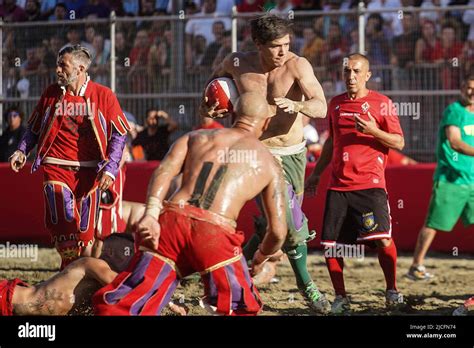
322, 190, 351, 314
92, 251, 179, 315
43, 165, 95, 269
408, 181, 467, 280
200, 256, 263, 316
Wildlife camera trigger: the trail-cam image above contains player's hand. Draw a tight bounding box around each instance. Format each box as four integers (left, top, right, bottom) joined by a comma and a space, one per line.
134, 214, 161, 251
9, 150, 26, 173
250, 249, 270, 277
199, 96, 230, 119
304, 173, 320, 196
98, 172, 114, 191
168, 301, 188, 316
274, 97, 302, 114
355, 112, 379, 135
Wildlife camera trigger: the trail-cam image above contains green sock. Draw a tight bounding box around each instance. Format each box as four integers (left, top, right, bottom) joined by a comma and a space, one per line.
243, 234, 261, 261
287, 243, 313, 290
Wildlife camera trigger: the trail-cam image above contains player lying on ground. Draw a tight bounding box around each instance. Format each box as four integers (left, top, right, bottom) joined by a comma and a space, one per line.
0, 233, 185, 316
93, 92, 288, 316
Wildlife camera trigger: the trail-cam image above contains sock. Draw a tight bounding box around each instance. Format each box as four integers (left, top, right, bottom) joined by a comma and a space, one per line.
287, 243, 312, 289
243, 234, 261, 261
377, 240, 398, 291
325, 257, 346, 297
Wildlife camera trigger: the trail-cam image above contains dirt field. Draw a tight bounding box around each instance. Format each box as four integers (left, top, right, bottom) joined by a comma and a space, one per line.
1, 248, 472, 316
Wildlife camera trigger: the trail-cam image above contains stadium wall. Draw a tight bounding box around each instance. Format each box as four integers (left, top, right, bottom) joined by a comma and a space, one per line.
1, 162, 473, 254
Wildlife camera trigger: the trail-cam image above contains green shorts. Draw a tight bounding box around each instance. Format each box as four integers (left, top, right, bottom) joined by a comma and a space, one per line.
425, 180, 474, 232
254, 150, 312, 250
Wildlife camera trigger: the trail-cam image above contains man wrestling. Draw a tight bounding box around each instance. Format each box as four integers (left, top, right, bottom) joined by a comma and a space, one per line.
200, 14, 329, 312
0, 233, 185, 316
93, 92, 288, 316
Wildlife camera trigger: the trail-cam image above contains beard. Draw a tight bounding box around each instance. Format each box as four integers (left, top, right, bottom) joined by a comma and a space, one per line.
57, 70, 79, 87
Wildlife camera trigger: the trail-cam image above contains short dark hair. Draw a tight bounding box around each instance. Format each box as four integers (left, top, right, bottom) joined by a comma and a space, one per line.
250, 14, 293, 45
346, 53, 370, 69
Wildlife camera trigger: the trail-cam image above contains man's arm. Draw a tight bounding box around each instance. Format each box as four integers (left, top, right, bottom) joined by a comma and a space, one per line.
446, 126, 474, 156
251, 165, 287, 275
82, 258, 118, 286
144, 134, 189, 218
355, 112, 405, 151
274, 57, 327, 119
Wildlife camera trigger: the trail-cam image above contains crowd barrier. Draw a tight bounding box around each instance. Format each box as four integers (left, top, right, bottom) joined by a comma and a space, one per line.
1, 162, 473, 253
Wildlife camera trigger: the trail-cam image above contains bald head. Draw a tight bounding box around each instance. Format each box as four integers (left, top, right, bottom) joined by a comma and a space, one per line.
345, 53, 370, 70
234, 92, 270, 124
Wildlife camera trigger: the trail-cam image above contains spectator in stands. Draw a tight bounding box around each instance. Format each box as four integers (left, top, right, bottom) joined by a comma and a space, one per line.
5, 67, 19, 98
464, 0, 474, 42
237, 0, 265, 12
185, 0, 231, 68
148, 26, 172, 91
349, 28, 358, 53
20, 47, 42, 96
132, 109, 178, 161
415, 20, 440, 63
300, 27, 325, 67
50, 2, 68, 20
194, 115, 224, 130
40, 0, 60, 20
122, 0, 140, 16
212, 30, 232, 71
324, 21, 348, 88
25, 0, 41, 21
435, 23, 464, 89
80, 0, 111, 18
65, 27, 95, 55
463, 39, 474, 76
84, 25, 98, 58
200, 20, 226, 69
128, 29, 151, 92
90, 34, 110, 85
391, 12, 419, 90
0, 108, 26, 162
365, 14, 391, 66
139, 0, 156, 16
0, 0, 27, 22
420, 0, 446, 26
269, 0, 294, 16
367, 0, 403, 39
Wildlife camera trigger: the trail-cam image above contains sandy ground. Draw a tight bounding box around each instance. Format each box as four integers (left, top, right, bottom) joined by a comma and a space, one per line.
1, 248, 472, 316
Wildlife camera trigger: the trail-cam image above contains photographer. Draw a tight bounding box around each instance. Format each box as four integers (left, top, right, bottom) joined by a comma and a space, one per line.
132, 109, 178, 161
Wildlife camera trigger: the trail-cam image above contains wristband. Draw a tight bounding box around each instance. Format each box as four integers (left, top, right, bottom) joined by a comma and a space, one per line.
145, 196, 163, 220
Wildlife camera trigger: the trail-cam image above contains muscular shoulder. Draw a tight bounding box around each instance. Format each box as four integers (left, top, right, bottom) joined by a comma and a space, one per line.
285, 54, 312, 75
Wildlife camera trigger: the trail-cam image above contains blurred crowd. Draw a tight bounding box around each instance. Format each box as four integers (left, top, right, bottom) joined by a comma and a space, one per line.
2, 0, 473, 162
2, 0, 474, 97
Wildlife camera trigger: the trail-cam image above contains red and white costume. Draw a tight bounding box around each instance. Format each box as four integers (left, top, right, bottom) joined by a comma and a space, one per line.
18, 76, 130, 268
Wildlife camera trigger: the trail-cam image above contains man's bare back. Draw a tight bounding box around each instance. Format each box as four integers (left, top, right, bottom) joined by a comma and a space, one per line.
170, 127, 284, 221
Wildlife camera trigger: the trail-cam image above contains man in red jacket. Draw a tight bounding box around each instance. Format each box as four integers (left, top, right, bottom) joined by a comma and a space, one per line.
9, 45, 130, 269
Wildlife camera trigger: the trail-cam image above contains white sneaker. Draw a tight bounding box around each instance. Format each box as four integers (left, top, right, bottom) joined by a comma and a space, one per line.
405, 265, 434, 281
386, 289, 404, 309
331, 295, 351, 314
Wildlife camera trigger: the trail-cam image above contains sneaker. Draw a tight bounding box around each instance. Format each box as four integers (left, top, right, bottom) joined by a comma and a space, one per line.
386, 289, 405, 309
331, 295, 351, 314
406, 265, 434, 281
300, 282, 331, 314
453, 297, 474, 316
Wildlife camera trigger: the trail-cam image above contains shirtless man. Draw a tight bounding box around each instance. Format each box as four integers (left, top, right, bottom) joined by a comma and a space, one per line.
200, 14, 329, 312
0, 233, 185, 316
93, 92, 288, 316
